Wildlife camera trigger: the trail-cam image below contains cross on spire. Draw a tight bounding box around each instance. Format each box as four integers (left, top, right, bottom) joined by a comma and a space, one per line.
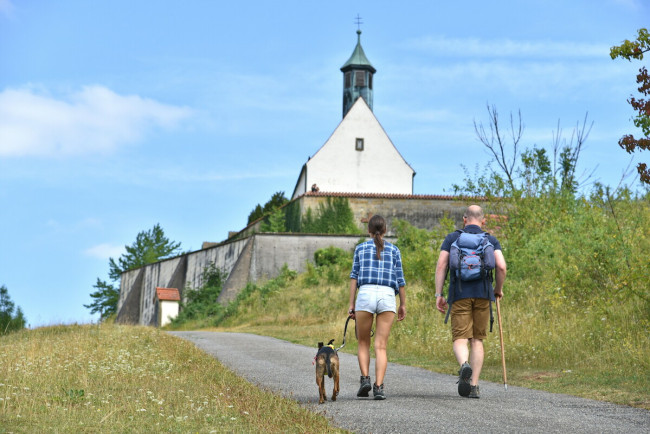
355, 14, 363, 31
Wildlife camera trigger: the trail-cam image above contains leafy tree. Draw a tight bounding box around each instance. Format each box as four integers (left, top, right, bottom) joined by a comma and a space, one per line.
85, 279, 120, 320
262, 191, 289, 214
85, 224, 182, 320
247, 191, 288, 224
610, 28, 650, 184
247, 204, 264, 224
107, 224, 181, 281
0, 285, 27, 333
261, 208, 286, 232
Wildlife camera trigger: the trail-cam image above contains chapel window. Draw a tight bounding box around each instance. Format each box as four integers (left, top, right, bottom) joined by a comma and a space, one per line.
355, 71, 366, 87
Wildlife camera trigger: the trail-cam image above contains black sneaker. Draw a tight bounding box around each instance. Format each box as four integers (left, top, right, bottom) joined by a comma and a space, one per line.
357, 376, 371, 397
469, 384, 480, 399
373, 383, 386, 400
457, 362, 472, 397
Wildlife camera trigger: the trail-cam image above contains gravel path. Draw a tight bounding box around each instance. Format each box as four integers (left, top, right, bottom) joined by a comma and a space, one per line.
170, 331, 649, 433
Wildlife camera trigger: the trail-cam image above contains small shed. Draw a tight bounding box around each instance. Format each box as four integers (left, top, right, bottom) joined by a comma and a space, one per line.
154, 287, 180, 327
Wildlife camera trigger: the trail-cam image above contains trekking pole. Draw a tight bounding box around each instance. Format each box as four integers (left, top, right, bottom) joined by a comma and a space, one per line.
496, 298, 508, 390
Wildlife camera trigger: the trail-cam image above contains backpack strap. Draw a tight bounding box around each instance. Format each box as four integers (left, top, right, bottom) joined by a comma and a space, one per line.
444, 230, 464, 324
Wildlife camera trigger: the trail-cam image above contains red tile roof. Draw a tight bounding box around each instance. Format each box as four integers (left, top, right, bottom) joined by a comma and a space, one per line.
155, 287, 180, 302
303, 191, 484, 200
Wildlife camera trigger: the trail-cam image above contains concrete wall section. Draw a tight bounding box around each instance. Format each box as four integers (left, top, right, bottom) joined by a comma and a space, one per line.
249, 234, 360, 281
217, 238, 254, 303
185, 237, 250, 290
116, 269, 144, 324
348, 196, 468, 232
139, 257, 185, 326
299, 194, 472, 235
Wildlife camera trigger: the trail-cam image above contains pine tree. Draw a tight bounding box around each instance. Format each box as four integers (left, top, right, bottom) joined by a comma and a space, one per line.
85, 224, 181, 320
0, 285, 27, 333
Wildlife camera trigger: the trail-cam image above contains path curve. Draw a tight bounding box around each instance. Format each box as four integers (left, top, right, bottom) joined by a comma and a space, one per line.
170, 331, 648, 433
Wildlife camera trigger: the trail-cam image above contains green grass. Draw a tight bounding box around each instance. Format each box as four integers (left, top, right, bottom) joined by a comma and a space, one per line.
176, 266, 649, 410
0, 323, 346, 433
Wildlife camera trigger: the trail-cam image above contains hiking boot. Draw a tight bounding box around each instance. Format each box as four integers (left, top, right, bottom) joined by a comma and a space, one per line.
357, 376, 371, 397
457, 362, 472, 397
373, 383, 386, 400
469, 384, 480, 399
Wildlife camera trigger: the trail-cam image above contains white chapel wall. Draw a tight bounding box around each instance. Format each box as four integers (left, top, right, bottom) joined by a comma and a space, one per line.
306, 99, 413, 195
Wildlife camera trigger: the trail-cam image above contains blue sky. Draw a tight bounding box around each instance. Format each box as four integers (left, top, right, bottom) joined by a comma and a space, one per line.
0, 0, 647, 327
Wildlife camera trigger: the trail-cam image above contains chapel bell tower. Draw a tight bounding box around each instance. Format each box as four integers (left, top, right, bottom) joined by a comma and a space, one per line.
341, 30, 376, 118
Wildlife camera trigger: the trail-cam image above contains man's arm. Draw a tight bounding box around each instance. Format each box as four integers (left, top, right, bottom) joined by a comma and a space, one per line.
434, 250, 449, 313
494, 250, 507, 298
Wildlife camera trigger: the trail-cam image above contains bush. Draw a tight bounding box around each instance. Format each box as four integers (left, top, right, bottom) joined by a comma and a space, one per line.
172, 265, 227, 323
301, 198, 360, 234
393, 218, 454, 291
314, 246, 350, 267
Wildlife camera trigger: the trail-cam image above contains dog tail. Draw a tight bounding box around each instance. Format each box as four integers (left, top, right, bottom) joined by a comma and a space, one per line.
326, 353, 333, 378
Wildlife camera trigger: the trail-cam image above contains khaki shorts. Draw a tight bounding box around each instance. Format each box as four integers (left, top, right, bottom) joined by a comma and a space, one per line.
450, 298, 490, 341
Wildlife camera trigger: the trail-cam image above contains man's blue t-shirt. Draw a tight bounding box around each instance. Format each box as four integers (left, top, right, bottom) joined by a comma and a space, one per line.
440, 224, 502, 301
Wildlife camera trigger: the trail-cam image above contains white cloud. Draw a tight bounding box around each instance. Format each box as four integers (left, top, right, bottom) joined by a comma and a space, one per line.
0, 85, 193, 157
84, 243, 124, 260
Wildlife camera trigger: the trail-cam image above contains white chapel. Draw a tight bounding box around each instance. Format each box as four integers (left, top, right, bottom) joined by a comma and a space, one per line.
291, 30, 415, 199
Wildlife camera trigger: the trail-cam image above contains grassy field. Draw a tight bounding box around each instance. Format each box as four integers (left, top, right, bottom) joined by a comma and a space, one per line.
171, 264, 649, 410
0, 323, 345, 433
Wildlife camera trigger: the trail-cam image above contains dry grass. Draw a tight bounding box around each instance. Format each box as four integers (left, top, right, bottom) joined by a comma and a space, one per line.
0, 323, 345, 433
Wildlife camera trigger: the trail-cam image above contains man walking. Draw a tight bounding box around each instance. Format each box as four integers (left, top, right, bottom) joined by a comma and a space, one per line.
435, 205, 506, 398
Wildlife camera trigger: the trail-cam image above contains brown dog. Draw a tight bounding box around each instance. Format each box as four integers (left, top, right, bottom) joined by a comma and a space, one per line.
315, 339, 340, 404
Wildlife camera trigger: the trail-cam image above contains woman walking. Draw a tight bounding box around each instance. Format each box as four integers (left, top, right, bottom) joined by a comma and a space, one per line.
348, 215, 406, 400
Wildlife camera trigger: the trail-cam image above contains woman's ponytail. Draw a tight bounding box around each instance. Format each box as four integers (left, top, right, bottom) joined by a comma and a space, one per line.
368, 215, 386, 260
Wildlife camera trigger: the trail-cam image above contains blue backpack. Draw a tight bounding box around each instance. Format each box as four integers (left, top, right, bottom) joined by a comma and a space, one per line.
449, 230, 495, 282
445, 230, 496, 330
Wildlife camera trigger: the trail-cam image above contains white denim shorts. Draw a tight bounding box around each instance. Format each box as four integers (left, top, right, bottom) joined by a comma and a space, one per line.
355, 284, 397, 314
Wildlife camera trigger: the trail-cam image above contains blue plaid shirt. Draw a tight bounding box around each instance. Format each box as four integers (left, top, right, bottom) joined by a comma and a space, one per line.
350, 240, 406, 294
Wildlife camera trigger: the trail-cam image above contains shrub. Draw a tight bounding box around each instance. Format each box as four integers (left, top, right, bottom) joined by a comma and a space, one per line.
172, 264, 227, 323
301, 197, 360, 234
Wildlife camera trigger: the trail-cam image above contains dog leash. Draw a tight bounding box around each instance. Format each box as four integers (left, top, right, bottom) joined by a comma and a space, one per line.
335, 316, 353, 352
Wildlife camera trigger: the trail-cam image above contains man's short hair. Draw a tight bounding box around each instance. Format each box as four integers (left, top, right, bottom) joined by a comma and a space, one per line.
463, 205, 484, 221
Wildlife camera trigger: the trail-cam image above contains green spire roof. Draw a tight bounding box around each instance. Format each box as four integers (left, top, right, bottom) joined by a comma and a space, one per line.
341, 30, 376, 72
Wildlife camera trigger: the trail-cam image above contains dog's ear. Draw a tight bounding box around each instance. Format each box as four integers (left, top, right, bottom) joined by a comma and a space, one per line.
327, 339, 335, 346
318, 342, 323, 348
